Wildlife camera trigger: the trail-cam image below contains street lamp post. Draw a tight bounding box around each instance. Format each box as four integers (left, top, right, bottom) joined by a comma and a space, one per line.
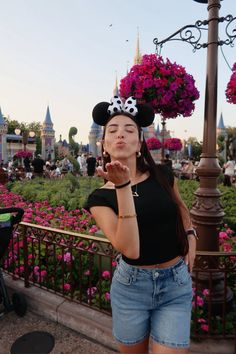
15, 129, 36, 153
153, 0, 235, 311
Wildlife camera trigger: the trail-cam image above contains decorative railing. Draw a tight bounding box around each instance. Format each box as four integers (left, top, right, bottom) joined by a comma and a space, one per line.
2, 222, 235, 339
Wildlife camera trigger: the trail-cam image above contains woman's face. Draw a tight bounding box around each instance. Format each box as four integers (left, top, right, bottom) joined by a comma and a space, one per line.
103, 115, 141, 160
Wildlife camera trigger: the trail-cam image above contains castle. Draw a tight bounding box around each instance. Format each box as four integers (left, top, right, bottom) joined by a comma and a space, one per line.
0, 106, 55, 163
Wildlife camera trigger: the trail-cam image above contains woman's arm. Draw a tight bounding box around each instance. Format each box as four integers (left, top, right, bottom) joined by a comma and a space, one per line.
90, 161, 140, 259
173, 178, 196, 272
90, 185, 139, 259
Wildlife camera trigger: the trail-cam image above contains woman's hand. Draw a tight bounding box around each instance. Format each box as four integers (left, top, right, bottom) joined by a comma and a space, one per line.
96, 161, 130, 186
184, 235, 196, 273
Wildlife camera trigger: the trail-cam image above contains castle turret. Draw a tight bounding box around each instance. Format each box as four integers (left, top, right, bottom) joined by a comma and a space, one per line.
0, 107, 8, 163
134, 28, 142, 65
113, 73, 119, 96
88, 121, 102, 156
217, 112, 226, 136
41, 106, 55, 161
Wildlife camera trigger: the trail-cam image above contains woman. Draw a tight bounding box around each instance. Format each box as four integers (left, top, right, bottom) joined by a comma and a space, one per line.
85, 96, 197, 354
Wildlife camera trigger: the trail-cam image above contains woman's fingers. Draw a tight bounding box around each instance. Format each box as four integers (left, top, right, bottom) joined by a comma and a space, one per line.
96, 167, 108, 179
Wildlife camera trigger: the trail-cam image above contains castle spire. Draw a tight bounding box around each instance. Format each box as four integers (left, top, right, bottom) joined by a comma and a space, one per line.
113, 71, 119, 96
44, 106, 53, 125
134, 27, 142, 65
217, 112, 225, 130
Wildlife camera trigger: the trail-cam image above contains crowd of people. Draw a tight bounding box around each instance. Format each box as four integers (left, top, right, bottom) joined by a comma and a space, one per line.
0, 152, 100, 182
0, 152, 236, 186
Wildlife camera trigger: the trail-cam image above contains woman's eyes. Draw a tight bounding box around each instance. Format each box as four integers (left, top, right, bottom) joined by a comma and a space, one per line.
108, 129, 135, 134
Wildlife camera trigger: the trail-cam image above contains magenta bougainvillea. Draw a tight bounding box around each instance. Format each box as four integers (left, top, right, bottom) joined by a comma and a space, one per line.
226, 63, 236, 104
14, 150, 33, 158
164, 138, 183, 151
120, 54, 200, 119
146, 137, 162, 150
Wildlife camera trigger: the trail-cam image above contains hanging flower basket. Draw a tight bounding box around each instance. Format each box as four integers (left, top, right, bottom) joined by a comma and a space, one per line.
226, 63, 236, 104
146, 137, 162, 150
164, 138, 183, 151
14, 150, 33, 158
120, 54, 200, 119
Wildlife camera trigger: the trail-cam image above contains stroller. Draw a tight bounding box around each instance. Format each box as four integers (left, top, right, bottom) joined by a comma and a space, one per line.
0, 207, 27, 318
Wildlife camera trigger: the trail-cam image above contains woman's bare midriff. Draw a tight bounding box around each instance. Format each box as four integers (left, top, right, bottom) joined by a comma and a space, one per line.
133, 255, 182, 269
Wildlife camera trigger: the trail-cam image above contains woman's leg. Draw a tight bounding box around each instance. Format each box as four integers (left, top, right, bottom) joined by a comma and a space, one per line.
152, 341, 189, 354
118, 336, 149, 354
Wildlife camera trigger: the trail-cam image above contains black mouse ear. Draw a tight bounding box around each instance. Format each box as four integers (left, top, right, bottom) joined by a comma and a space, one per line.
135, 104, 155, 127
92, 102, 110, 126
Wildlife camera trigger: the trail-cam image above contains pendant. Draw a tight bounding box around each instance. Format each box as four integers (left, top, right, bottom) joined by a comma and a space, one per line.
132, 191, 139, 197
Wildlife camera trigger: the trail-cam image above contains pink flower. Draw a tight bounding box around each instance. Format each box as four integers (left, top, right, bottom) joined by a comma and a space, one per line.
102, 270, 110, 279
84, 270, 91, 276
87, 287, 97, 296
219, 231, 229, 240
146, 137, 162, 150
222, 243, 232, 252
63, 252, 74, 263
202, 289, 209, 297
64, 283, 71, 291
201, 324, 209, 332
105, 292, 110, 301
226, 63, 236, 104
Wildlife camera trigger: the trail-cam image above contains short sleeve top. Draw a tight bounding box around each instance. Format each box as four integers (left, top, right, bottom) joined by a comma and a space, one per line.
85, 165, 181, 265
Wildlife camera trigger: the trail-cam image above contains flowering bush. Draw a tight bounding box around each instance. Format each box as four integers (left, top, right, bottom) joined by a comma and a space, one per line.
14, 150, 33, 158
120, 54, 200, 119
164, 138, 182, 151
0, 184, 97, 234
146, 137, 162, 150
226, 62, 236, 104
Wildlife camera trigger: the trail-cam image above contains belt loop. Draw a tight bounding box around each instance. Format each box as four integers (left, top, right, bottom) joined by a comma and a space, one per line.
132, 266, 138, 281
115, 253, 122, 264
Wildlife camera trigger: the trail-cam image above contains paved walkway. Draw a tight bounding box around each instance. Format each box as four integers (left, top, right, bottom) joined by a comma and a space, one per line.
0, 310, 116, 354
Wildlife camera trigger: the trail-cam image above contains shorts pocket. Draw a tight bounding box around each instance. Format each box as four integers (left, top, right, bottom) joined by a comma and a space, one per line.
173, 263, 191, 286
113, 266, 134, 286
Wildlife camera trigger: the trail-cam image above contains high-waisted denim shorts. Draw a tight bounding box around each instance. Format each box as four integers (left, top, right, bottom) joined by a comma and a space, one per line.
110, 257, 193, 348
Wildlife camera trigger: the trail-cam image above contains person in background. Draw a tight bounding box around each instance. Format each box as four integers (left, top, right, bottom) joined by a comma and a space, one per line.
163, 153, 172, 169
86, 153, 97, 177
223, 155, 235, 187
31, 154, 45, 178
85, 96, 196, 354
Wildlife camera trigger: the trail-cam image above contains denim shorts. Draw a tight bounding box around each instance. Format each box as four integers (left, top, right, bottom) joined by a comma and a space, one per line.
110, 257, 193, 348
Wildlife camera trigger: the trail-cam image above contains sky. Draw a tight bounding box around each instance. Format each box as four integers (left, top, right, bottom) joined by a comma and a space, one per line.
0, 0, 235, 145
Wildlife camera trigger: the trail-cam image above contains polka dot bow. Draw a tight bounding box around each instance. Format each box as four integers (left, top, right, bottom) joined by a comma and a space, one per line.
107, 96, 138, 117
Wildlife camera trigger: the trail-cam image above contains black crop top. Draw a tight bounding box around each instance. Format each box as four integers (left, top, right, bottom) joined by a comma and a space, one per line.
85, 165, 181, 265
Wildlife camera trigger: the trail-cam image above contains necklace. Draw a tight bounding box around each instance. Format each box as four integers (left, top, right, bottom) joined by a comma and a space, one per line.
132, 184, 139, 197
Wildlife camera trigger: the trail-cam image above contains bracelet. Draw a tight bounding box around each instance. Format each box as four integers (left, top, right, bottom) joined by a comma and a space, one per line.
186, 228, 199, 240
118, 214, 137, 219
115, 180, 131, 189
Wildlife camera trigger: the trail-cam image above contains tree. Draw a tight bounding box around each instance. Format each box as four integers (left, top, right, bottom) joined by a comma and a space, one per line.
187, 137, 202, 161
69, 127, 79, 156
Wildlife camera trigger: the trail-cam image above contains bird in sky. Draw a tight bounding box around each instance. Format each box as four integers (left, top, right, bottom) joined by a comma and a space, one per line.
109, 24, 113, 27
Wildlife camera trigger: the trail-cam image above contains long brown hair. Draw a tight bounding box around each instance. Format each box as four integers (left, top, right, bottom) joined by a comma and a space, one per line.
101, 114, 189, 256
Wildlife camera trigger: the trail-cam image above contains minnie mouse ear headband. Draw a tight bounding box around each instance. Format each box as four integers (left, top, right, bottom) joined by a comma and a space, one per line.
92, 96, 155, 127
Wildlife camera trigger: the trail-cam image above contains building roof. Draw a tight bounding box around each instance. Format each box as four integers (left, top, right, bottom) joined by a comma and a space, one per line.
44, 106, 53, 125
217, 113, 225, 130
